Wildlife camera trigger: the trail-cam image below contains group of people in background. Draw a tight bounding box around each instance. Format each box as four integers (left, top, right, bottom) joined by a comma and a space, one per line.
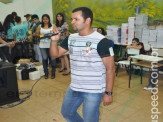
0, 11, 109, 80
0, 12, 29, 63
0, 11, 71, 79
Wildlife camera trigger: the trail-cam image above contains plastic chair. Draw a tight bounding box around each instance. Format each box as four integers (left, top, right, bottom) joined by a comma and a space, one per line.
116, 48, 140, 76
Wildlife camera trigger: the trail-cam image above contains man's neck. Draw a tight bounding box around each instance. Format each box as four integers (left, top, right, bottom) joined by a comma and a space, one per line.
79, 28, 94, 36
17, 22, 21, 25
36, 21, 40, 25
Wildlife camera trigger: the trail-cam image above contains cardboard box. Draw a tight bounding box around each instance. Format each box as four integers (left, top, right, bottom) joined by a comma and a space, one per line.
18, 59, 31, 63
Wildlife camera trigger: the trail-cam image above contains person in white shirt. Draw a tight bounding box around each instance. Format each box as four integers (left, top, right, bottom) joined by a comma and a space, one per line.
50, 7, 115, 122
36, 14, 57, 79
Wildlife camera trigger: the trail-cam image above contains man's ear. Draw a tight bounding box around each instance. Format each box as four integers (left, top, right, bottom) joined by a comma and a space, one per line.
85, 17, 91, 25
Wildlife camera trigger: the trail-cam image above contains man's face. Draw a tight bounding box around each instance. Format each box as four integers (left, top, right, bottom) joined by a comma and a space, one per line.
71, 11, 86, 31
26, 16, 30, 21
33, 18, 38, 24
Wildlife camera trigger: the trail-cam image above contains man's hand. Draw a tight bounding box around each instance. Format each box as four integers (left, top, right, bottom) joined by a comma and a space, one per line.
50, 28, 61, 42
102, 94, 113, 106
128, 45, 133, 48
32, 33, 36, 36
8, 41, 15, 48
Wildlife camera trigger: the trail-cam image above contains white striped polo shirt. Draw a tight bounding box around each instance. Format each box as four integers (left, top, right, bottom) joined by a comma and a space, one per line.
60, 31, 114, 93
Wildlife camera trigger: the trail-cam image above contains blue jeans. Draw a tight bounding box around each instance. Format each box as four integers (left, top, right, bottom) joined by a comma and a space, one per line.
40, 48, 56, 75
33, 44, 42, 63
61, 87, 103, 122
15, 42, 29, 58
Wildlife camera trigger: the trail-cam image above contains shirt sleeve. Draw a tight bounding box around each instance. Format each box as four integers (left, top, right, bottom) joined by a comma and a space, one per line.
60, 36, 69, 50
97, 38, 114, 58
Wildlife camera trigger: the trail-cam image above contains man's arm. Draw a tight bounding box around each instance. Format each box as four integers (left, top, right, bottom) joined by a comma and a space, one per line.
0, 37, 6, 44
13, 34, 16, 41
97, 38, 115, 106
50, 41, 67, 58
0, 37, 15, 47
102, 56, 115, 106
50, 29, 68, 58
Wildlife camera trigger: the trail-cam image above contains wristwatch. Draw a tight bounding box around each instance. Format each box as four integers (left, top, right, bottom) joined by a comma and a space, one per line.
105, 91, 113, 96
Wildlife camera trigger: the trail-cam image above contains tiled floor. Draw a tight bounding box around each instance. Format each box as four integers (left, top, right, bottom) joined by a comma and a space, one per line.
0, 68, 163, 122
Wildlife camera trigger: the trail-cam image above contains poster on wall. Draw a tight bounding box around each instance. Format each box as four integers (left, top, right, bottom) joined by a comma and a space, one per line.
52, 0, 163, 28
52, 0, 163, 48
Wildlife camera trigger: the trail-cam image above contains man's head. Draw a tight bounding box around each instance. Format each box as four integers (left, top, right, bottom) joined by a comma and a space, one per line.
11, 12, 17, 19
24, 14, 31, 21
15, 16, 21, 23
72, 7, 93, 25
31, 14, 39, 24
132, 38, 139, 46
71, 7, 93, 32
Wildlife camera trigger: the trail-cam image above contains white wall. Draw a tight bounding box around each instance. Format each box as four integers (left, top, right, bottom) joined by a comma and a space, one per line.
0, 0, 53, 23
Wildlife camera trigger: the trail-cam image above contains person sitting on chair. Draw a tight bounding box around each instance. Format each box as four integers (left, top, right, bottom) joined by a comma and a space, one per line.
127, 38, 145, 55
126, 38, 146, 60
127, 38, 145, 54
126, 38, 145, 75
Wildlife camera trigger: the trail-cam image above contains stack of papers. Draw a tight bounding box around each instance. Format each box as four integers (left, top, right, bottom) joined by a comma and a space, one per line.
121, 23, 128, 44
106, 25, 121, 44
156, 29, 163, 48
142, 28, 149, 44
149, 30, 157, 42
135, 14, 148, 42
128, 17, 136, 44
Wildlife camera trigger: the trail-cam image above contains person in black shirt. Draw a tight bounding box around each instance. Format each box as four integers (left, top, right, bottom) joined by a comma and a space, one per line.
31, 14, 42, 62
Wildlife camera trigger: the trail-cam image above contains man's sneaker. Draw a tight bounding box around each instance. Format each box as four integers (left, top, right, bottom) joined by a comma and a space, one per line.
144, 86, 155, 91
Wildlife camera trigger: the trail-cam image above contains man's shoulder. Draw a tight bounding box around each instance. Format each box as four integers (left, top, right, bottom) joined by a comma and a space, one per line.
12, 25, 17, 30
92, 31, 105, 40
69, 33, 78, 38
70, 33, 78, 36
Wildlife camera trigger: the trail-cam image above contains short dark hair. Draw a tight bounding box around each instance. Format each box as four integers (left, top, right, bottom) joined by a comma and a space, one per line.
72, 7, 93, 25
31, 14, 39, 20
11, 12, 17, 16
132, 38, 139, 43
24, 14, 31, 17
15, 16, 21, 23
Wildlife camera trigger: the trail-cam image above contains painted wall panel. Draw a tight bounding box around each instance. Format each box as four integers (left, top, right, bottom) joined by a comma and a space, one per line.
0, 0, 53, 22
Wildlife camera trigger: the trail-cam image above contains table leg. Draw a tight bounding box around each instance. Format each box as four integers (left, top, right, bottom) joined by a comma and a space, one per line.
129, 59, 132, 88
140, 67, 143, 84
